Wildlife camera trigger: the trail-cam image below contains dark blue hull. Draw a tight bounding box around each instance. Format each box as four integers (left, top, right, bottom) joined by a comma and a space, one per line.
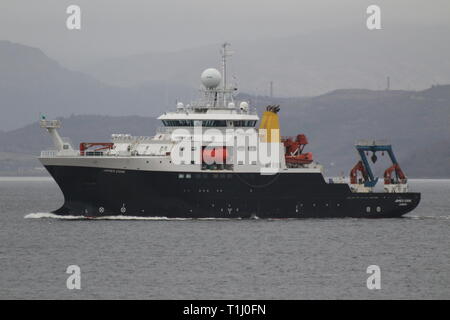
45, 165, 420, 218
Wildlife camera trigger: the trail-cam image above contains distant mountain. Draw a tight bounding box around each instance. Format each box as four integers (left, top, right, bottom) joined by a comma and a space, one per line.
274, 87, 450, 178
79, 26, 450, 97
0, 41, 195, 131
1, 86, 449, 178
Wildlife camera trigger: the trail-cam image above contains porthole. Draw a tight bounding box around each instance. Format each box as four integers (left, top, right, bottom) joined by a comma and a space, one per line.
376, 206, 381, 212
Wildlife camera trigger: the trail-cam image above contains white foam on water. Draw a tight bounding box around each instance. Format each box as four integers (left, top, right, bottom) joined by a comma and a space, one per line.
24, 212, 238, 221
25, 212, 85, 219
26, 212, 449, 221
405, 215, 450, 220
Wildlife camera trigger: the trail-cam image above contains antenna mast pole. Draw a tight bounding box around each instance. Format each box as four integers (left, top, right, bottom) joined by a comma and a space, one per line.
222, 42, 231, 106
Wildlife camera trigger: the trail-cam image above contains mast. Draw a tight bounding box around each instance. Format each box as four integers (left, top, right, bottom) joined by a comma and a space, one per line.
221, 42, 232, 106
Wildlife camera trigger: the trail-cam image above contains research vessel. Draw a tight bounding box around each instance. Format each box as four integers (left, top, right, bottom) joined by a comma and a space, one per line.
39, 44, 420, 218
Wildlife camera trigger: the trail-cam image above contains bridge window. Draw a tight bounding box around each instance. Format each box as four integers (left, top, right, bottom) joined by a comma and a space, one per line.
234, 120, 257, 127
162, 120, 257, 127
203, 120, 227, 127
162, 120, 194, 126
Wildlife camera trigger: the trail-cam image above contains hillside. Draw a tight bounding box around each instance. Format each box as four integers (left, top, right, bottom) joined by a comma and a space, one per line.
0, 41, 195, 131
1, 86, 449, 178
79, 26, 450, 97
0, 40, 448, 177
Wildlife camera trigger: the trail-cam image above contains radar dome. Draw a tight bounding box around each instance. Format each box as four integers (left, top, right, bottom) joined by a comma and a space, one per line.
201, 68, 221, 89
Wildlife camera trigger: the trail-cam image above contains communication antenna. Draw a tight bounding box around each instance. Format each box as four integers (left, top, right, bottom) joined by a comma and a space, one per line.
221, 42, 233, 106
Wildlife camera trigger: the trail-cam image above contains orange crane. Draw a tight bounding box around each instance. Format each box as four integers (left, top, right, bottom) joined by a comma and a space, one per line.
282, 134, 313, 165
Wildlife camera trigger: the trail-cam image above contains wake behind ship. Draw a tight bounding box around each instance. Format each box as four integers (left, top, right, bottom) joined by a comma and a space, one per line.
39, 44, 420, 218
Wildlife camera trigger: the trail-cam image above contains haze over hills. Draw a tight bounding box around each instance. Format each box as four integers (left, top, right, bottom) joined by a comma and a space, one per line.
79, 26, 450, 97
0, 86, 449, 178
0, 40, 448, 178
0, 40, 195, 131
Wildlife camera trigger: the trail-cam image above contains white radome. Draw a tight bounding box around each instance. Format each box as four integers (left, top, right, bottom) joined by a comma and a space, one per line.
201, 68, 222, 89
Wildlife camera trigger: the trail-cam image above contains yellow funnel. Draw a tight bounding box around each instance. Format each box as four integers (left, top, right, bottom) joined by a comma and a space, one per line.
259, 105, 280, 142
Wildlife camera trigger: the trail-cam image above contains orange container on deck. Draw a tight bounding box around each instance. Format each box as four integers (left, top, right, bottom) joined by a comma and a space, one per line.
202, 147, 229, 164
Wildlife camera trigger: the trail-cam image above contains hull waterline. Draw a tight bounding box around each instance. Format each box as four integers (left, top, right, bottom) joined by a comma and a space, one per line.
45, 165, 420, 219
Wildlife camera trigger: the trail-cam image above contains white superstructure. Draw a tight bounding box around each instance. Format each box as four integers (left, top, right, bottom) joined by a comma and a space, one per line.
39, 43, 323, 176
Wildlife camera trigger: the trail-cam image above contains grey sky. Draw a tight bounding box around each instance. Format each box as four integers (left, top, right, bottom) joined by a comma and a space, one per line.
1, 0, 449, 66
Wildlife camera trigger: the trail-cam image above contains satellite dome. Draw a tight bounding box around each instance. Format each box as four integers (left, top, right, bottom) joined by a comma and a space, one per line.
201, 68, 221, 89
